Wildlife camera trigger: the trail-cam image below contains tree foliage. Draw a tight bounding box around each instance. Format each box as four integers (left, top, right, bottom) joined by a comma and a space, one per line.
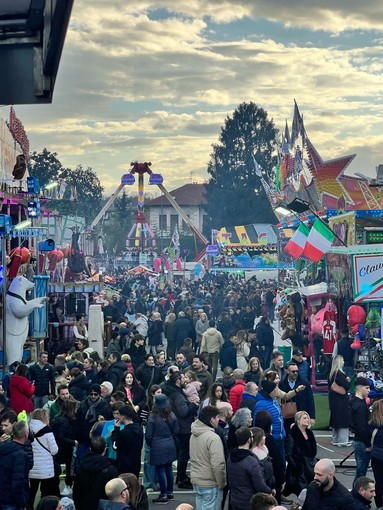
29, 149, 104, 224
102, 191, 134, 254
204, 102, 278, 230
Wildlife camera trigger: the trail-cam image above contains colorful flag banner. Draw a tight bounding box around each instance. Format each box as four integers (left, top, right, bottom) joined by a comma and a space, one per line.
285, 223, 310, 259
303, 219, 335, 262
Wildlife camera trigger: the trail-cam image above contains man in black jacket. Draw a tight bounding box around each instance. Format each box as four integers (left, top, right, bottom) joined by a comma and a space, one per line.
350, 376, 372, 484
279, 362, 314, 434
111, 405, 143, 478
29, 350, 56, 407
333, 328, 356, 378
162, 371, 198, 489
73, 435, 118, 510
107, 352, 128, 390
351, 476, 375, 510
76, 384, 112, 461
302, 458, 356, 510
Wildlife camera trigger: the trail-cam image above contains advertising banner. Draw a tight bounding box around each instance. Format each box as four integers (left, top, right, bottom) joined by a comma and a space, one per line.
353, 253, 383, 302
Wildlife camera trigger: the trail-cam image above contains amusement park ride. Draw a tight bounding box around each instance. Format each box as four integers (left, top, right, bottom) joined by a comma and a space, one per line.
89, 162, 209, 260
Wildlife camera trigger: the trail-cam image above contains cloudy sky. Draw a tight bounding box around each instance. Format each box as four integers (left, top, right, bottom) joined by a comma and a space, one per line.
5, 1, 383, 196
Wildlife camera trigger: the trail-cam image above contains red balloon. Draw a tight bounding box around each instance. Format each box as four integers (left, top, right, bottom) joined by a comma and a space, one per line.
61, 246, 70, 258
56, 249, 64, 263
47, 249, 58, 261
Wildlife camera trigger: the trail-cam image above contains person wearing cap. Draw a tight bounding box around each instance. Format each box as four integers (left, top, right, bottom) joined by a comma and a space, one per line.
162, 371, 198, 489
289, 349, 310, 380
145, 394, 179, 503
75, 383, 112, 461
98, 477, 132, 509
227, 426, 273, 510
190, 405, 226, 510
350, 376, 372, 483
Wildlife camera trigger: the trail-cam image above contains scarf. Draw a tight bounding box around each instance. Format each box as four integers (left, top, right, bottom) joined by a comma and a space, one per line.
85, 396, 103, 424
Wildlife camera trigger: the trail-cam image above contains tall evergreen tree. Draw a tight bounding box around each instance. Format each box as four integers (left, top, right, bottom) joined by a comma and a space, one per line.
204, 102, 278, 230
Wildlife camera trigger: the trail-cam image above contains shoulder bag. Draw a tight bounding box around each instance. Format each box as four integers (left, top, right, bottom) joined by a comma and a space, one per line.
330, 370, 346, 395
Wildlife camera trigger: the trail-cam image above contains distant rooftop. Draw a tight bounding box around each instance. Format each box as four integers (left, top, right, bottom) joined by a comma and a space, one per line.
147, 183, 206, 207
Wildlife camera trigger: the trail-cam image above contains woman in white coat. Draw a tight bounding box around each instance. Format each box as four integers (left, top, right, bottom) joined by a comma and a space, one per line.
28, 408, 60, 508
233, 330, 250, 372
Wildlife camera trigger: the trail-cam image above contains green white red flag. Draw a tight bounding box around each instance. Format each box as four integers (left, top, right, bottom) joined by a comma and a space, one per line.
302, 219, 335, 262
284, 223, 310, 259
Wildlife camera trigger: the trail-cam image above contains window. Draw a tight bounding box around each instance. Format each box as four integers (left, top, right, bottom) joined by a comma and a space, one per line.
170, 214, 178, 232
159, 215, 167, 230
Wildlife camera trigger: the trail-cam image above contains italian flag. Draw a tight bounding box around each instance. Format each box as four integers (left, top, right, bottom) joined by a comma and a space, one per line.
285, 223, 310, 259
302, 219, 335, 262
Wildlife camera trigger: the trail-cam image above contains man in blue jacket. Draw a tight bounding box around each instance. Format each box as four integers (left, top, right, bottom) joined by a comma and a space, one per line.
0, 420, 30, 509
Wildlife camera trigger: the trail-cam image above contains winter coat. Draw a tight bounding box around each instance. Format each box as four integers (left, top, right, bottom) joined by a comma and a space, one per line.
127, 344, 147, 371
328, 370, 350, 429
174, 317, 192, 349
201, 327, 224, 354
256, 321, 274, 348
52, 414, 76, 463
227, 448, 271, 510
69, 373, 89, 402
229, 380, 246, 413
108, 361, 128, 390
134, 315, 148, 337
253, 390, 285, 440
217, 318, 233, 341
135, 363, 163, 391
370, 423, 383, 461
236, 343, 250, 372
195, 319, 209, 343
279, 375, 316, 419
302, 477, 356, 510
85, 367, 98, 386
145, 412, 179, 465
350, 395, 371, 447
76, 396, 112, 443
239, 392, 258, 414
189, 419, 226, 489
243, 370, 261, 385
162, 381, 198, 435
164, 320, 176, 344
73, 451, 118, 510
29, 361, 56, 396
147, 319, 163, 346
9, 374, 35, 414
116, 383, 147, 411
98, 501, 132, 510
29, 419, 58, 479
285, 424, 317, 494
0, 440, 30, 507
220, 340, 237, 370
351, 490, 372, 510
112, 422, 144, 477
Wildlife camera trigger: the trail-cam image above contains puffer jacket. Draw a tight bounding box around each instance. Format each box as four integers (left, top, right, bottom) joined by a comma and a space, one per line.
29, 362, 56, 396
0, 440, 30, 507
9, 374, 35, 414
227, 448, 271, 510
189, 419, 226, 489
201, 327, 224, 354
146, 412, 179, 465
253, 390, 285, 440
29, 419, 58, 479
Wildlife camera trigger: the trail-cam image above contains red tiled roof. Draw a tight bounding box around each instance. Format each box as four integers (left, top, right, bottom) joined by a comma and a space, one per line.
147, 183, 206, 206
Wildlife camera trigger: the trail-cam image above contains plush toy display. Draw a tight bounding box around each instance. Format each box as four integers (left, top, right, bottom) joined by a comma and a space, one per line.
1, 276, 47, 364
347, 304, 367, 350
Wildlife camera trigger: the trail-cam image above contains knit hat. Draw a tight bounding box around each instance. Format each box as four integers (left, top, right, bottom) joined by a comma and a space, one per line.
153, 394, 169, 409
355, 376, 370, 387
89, 383, 102, 395
261, 380, 277, 394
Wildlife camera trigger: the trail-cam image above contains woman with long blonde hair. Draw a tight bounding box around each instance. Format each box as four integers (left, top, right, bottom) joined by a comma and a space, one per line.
232, 330, 250, 371
328, 355, 351, 447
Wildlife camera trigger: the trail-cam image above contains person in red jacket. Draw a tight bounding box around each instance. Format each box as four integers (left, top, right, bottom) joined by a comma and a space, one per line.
229, 369, 246, 413
10, 363, 35, 415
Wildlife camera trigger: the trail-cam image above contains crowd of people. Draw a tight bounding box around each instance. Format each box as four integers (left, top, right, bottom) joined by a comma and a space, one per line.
0, 273, 379, 510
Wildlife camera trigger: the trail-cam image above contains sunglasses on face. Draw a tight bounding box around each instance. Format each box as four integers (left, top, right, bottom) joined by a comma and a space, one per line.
90, 392, 99, 396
